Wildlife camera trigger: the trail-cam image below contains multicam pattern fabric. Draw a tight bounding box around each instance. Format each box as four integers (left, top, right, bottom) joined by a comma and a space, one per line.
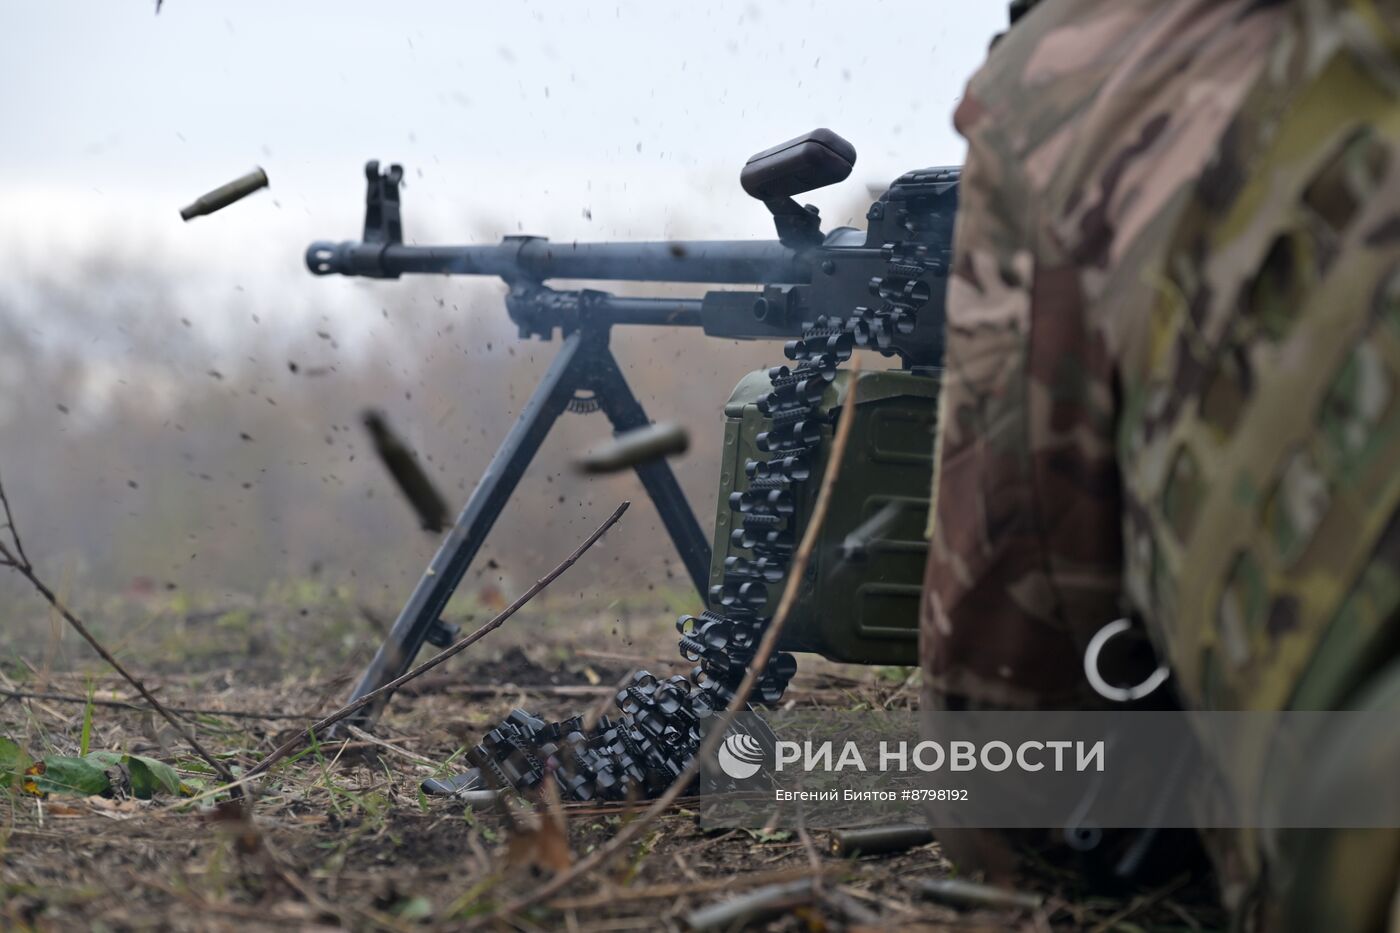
921, 0, 1399, 924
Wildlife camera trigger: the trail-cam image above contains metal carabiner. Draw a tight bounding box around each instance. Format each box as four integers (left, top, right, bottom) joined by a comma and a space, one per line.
1083, 618, 1171, 703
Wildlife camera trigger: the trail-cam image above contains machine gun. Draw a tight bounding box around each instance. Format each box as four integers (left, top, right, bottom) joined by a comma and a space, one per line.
307, 129, 959, 749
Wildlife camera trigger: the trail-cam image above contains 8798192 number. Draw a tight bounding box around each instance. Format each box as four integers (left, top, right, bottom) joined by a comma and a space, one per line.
908, 789, 968, 802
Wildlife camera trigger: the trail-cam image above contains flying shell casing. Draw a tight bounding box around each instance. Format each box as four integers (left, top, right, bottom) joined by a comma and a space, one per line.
179, 167, 269, 221
575, 422, 690, 474
361, 409, 450, 533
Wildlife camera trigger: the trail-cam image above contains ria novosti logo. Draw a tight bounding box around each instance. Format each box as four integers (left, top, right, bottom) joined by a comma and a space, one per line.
716, 729, 767, 780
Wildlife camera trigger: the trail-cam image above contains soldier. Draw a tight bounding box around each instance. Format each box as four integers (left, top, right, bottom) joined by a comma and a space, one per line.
921, 0, 1400, 929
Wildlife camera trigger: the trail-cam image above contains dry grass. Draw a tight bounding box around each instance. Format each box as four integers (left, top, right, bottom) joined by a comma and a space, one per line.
0, 594, 1221, 931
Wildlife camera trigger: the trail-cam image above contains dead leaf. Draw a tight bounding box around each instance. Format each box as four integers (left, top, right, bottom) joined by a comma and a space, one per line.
505, 781, 573, 874
478, 585, 507, 612
205, 797, 262, 853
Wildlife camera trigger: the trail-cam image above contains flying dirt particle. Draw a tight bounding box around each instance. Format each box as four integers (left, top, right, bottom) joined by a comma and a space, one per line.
240, 432, 253, 441
181, 318, 191, 327
207, 370, 223, 380
288, 361, 299, 373
56, 403, 69, 414
127, 480, 139, 489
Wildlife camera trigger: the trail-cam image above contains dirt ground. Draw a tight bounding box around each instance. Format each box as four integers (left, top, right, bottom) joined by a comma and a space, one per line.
0, 590, 1224, 931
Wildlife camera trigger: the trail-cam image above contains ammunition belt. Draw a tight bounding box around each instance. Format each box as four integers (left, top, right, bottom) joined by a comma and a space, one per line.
467, 239, 938, 801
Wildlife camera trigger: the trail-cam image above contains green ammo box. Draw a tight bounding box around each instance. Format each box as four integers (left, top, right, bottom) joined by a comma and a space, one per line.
710, 368, 939, 666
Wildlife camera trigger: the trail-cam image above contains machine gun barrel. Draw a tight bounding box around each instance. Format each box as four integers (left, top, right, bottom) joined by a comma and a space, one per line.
306, 237, 809, 285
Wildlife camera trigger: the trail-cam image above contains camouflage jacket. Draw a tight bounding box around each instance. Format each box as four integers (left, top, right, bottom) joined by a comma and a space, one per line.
921, 0, 1400, 920
923, 0, 1400, 711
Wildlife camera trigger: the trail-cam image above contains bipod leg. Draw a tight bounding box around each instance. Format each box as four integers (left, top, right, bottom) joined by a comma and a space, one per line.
590, 345, 712, 599
344, 330, 592, 726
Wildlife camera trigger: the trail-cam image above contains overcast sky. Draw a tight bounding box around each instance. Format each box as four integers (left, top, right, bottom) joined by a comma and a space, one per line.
1, 0, 1004, 338
0, 1, 1008, 592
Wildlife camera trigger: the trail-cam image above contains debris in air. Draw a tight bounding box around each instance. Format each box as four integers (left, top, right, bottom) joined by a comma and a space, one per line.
361, 409, 450, 533
574, 422, 689, 474
839, 500, 907, 561
179, 167, 269, 221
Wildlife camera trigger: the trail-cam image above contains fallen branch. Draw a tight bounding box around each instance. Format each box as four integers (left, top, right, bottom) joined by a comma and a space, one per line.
546, 867, 838, 911
398, 680, 612, 699
0, 688, 316, 721
480, 360, 864, 926
0, 469, 239, 789
1086, 873, 1191, 933
241, 501, 629, 783
344, 724, 439, 769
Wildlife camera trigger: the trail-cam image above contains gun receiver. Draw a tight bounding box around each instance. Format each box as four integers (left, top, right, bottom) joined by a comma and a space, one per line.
306, 130, 959, 725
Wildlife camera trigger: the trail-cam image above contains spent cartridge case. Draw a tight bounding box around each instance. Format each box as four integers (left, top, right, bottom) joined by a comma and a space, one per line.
180, 167, 269, 221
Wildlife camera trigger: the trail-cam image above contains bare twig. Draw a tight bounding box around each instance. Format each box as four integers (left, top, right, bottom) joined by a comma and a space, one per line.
242, 501, 629, 783
344, 724, 439, 769
0, 471, 30, 570
262, 838, 413, 933
481, 360, 864, 926
796, 822, 824, 895
583, 669, 638, 732
0, 688, 315, 721
0, 471, 238, 788
880, 667, 920, 709
1086, 873, 1191, 933
546, 867, 836, 911
399, 680, 611, 700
